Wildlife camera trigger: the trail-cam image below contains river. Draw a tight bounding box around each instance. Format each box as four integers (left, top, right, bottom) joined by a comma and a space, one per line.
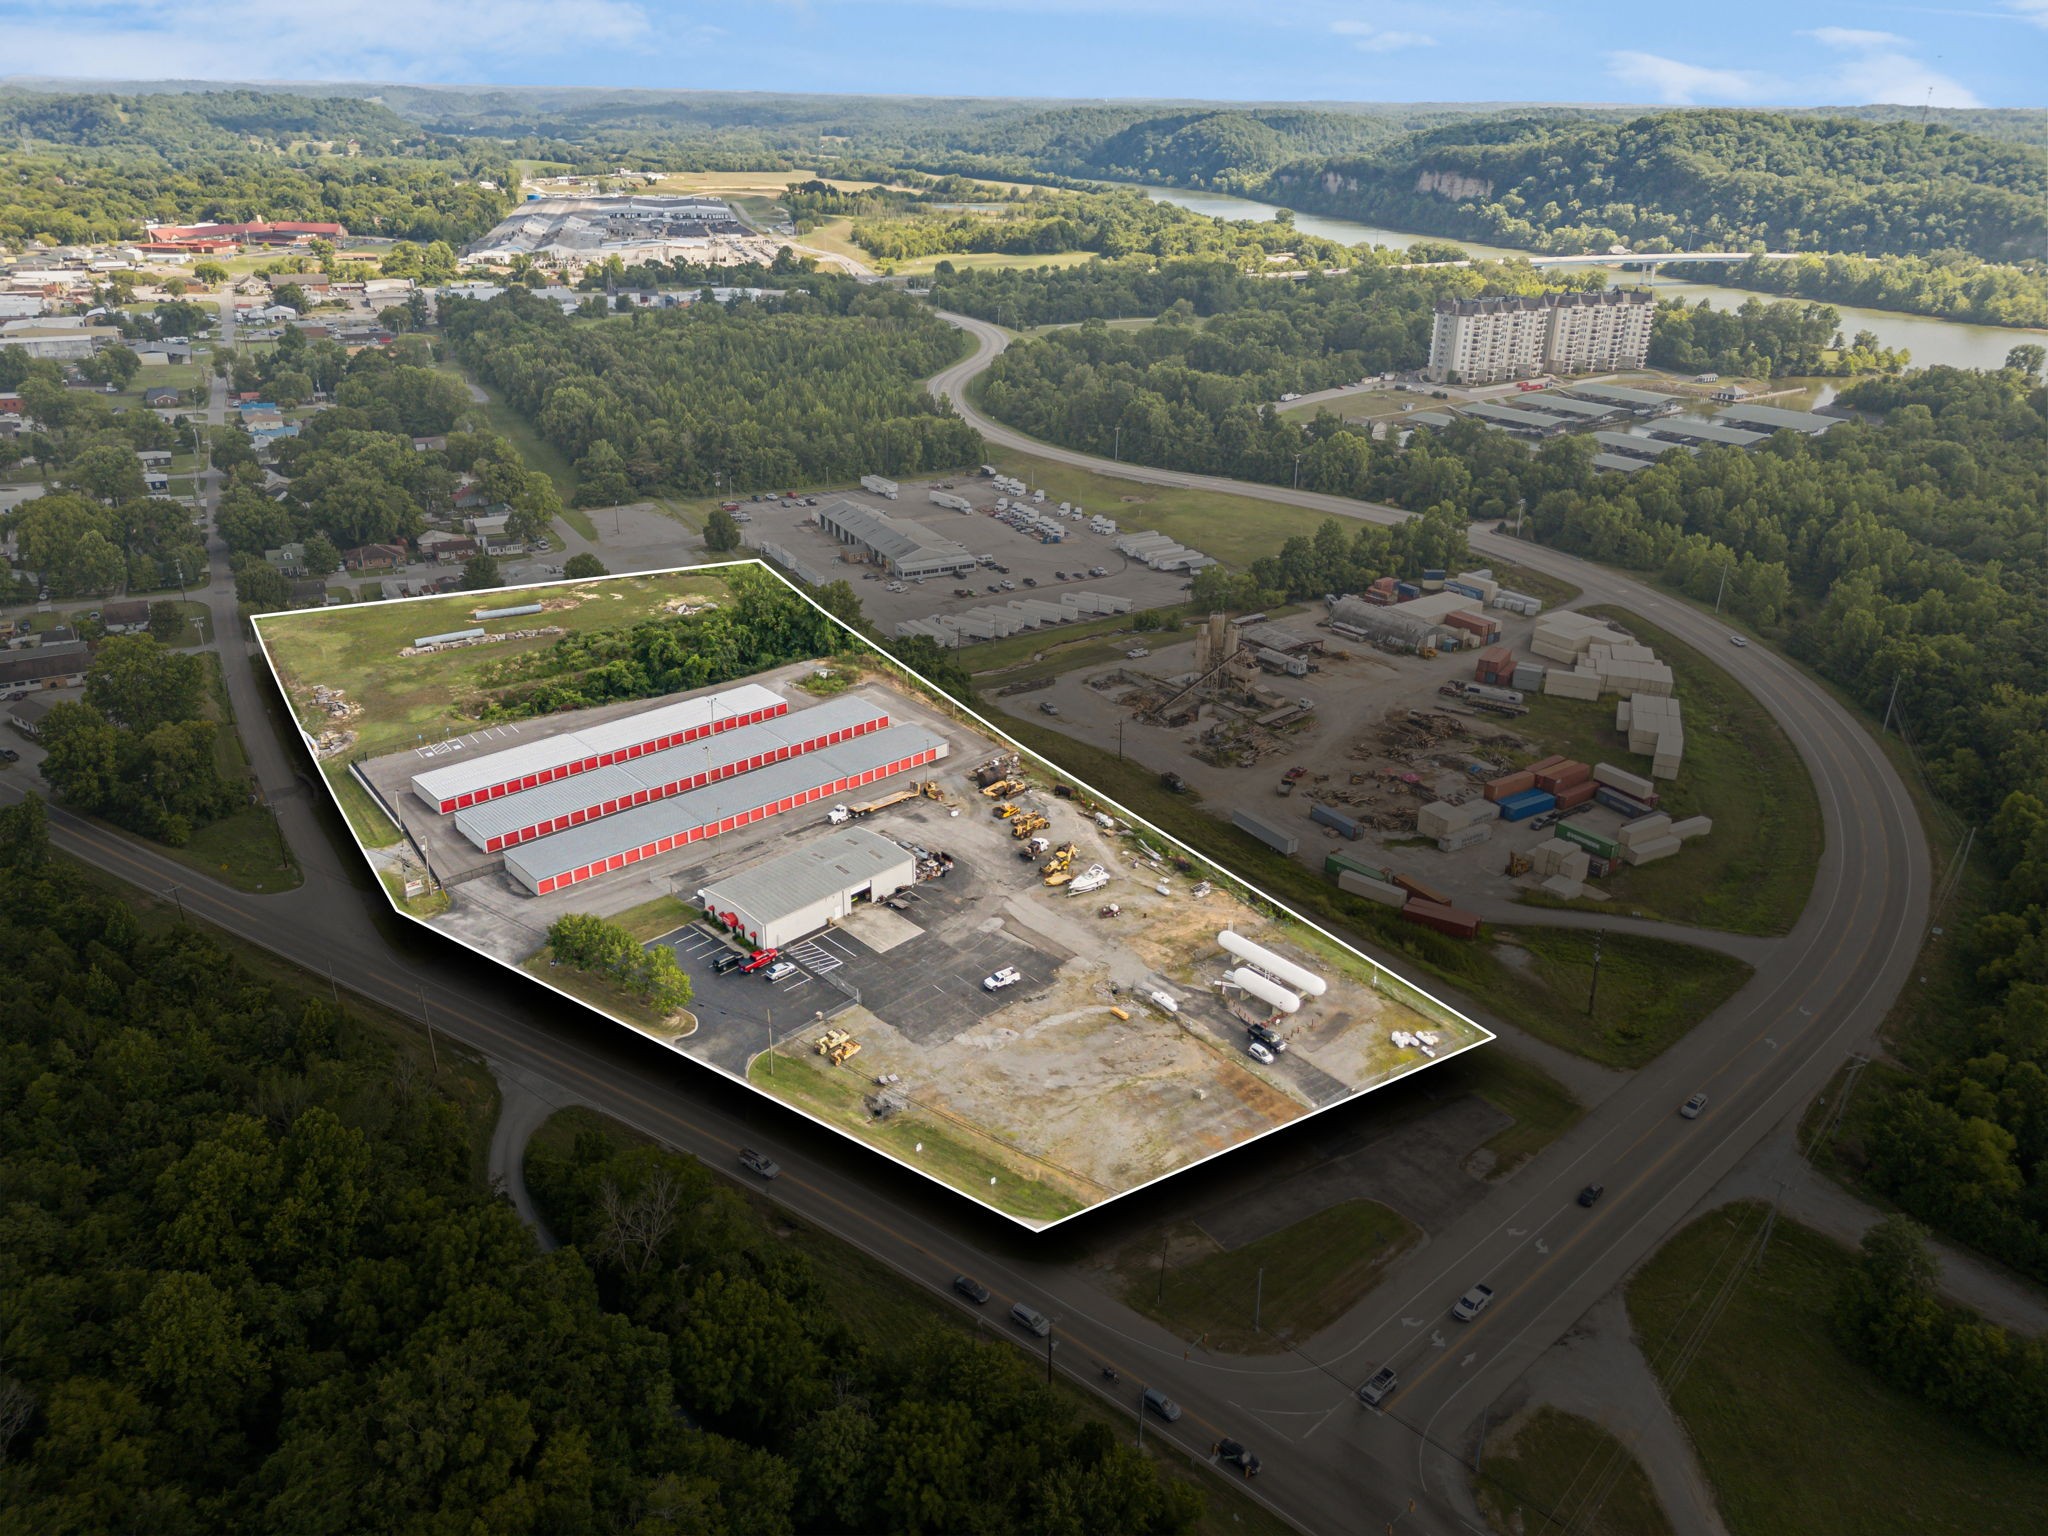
1133, 185, 2041, 373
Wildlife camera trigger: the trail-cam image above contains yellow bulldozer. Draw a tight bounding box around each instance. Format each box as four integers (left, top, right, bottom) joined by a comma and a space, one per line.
993, 802, 1018, 819
1010, 812, 1050, 838
980, 777, 1025, 800
920, 780, 946, 802
814, 1028, 861, 1066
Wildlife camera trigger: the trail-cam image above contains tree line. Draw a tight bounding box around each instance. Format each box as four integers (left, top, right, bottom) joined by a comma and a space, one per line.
1648, 295, 1910, 379
439, 285, 983, 504
0, 802, 1201, 1531
1664, 251, 2048, 331
1261, 111, 2048, 263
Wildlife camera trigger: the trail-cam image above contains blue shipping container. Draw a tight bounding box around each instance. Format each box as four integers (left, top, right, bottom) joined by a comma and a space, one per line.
1309, 802, 1362, 839
1595, 786, 1659, 819
1445, 581, 1486, 600
1395, 581, 1422, 598
1496, 790, 1557, 822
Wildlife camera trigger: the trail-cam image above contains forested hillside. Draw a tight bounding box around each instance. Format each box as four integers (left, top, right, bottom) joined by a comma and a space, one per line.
1664, 252, 2048, 331
441, 285, 981, 503
0, 89, 512, 245
0, 803, 1203, 1533
1262, 112, 2048, 261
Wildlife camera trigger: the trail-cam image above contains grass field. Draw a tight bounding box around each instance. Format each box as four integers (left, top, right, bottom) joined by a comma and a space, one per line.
745, 1045, 1086, 1224
1512, 607, 1820, 935
1628, 1204, 2048, 1536
894, 249, 1100, 277
253, 569, 730, 759
525, 1105, 1292, 1536
1476, 1407, 1674, 1536
1480, 927, 1752, 1070
1115, 1200, 1419, 1354
434, 358, 580, 502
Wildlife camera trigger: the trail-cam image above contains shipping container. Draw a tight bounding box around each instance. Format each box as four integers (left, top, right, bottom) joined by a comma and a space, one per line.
1511, 665, 1545, 691
1325, 849, 1388, 881
1553, 779, 1599, 810
1484, 770, 1536, 802
1394, 581, 1421, 599
1624, 834, 1683, 866
1401, 900, 1482, 940
1437, 824, 1492, 852
1559, 822, 1623, 859
1527, 755, 1568, 776
1392, 873, 1453, 907
1231, 809, 1300, 856
1596, 786, 1660, 820
1534, 761, 1591, 794
1337, 869, 1408, 906
1592, 762, 1657, 802
1497, 790, 1558, 823
1309, 802, 1363, 840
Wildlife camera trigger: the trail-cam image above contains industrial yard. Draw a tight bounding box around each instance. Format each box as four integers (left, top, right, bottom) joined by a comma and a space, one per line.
1009, 580, 1810, 936
255, 564, 1489, 1226
735, 469, 1206, 636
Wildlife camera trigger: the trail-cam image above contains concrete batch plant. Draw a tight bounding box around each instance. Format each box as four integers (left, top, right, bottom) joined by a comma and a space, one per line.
697, 826, 918, 950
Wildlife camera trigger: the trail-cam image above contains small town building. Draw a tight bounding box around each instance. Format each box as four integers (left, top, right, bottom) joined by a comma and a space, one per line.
697, 826, 918, 951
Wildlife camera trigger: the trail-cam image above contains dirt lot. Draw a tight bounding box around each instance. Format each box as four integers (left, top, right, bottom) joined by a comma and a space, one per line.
734, 477, 1196, 630
1023, 608, 1699, 917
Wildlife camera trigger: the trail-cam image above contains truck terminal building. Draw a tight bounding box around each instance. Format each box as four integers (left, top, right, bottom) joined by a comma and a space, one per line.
814, 499, 978, 580
698, 826, 917, 950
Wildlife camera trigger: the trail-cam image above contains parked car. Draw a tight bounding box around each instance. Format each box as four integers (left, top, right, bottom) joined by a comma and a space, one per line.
1142, 1388, 1182, 1422
983, 966, 1022, 992
1246, 1040, 1276, 1066
1357, 1366, 1398, 1407
762, 961, 798, 982
1681, 1092, 1709, 1119
1039, 701, 1059, 716
1729, 635, 1748, 647
739, 948, 779, 973
1213, 1439, 1261, 1477
712, 951, 746, 975
1578, 1183, 1605, 1207
1246, 1021, 1286, 1053
738, 1148, 780, 1179
0, 748, 18, 763
1451, 1283, 1495, 1322
953, 1274, 991, 1304
1010, 1302, 1051, 1337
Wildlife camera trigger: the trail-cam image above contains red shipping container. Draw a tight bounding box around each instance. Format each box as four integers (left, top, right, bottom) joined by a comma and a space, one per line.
1552, 761, 1593, 790
1484, 771, 1536, 802
1527, 755, 1568, 776
1401, 900, 1482, 940
1392, 873, 1453, 907
1553, 779, 1598, 809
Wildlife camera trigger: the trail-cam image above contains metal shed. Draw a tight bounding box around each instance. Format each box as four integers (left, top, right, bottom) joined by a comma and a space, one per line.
698, 826, 917, 950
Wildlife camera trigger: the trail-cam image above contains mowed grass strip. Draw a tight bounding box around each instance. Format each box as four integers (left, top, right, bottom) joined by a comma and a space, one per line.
1628, 1204, 2048, 1536
746, 1044, 1085, 1224
1512, 606, 1820, 935
1486, 927, 1752, 1070
1116, 1201, 1419, 1354
1476, 1407, 1675, 1536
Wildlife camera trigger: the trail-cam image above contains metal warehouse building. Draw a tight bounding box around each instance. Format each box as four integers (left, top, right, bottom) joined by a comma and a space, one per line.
453, 695, 892, 852
697, 827, 916, 950
814, 499, 978, 579
410, 682, 785, 813
502, 723, 948, 896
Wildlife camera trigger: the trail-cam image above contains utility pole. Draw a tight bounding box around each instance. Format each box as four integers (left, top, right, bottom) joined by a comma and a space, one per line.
1113, 425, 1121, 462
1254, 1266, 1264, 1333
1587, 929, 1604, 1017
1292, 453, 1302, 489
1117, 719, 1124, 761
1158, 1227, 1168, 1305
418, 982, 440, 1073
1881, 673, 1902, 734
167, 885, 186, 924
1713, 563, 1729, 613
1045, 1329, 1054, 1386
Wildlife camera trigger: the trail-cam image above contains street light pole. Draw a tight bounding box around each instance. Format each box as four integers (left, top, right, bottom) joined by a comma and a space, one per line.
1587, 929, 1604, 1017
1113, 425, 1121, 462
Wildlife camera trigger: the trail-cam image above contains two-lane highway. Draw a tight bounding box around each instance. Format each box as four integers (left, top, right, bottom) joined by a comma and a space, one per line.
928, 309, 1928, 1517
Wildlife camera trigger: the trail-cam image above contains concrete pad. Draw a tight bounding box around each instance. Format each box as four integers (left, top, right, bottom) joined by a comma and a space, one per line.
838, 902, 923, 953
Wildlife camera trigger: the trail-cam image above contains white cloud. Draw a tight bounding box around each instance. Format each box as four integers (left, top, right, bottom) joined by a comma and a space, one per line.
8, 0, 652, 83
1804, 24, 1983, 107
2007, 1, 2048, 28
1605, 51, 1768, 104
1331, 21, 1436, 52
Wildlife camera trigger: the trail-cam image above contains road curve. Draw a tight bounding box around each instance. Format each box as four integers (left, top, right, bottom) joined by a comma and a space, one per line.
930, 309, 1930, 1514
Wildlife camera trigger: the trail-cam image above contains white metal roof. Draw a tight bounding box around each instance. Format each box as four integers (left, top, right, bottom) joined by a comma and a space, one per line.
503, 724, 946, 889
452, 695, 888, 845
410, 682, 785, 805
698, 826, 915, 921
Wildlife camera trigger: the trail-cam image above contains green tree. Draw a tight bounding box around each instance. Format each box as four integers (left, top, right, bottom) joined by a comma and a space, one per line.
703, 508, 743, 553
147, 601, 183, 644
562, 553, 607, 578
84, 634, 207, 732
2007, 343, 2046, 381
460, 554, 503, 591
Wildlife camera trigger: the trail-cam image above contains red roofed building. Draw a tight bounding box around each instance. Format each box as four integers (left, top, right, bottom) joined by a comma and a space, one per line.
146, 220, 348, 245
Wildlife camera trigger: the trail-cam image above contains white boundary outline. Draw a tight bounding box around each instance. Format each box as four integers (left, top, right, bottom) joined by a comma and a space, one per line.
251, 557, 1493, 1231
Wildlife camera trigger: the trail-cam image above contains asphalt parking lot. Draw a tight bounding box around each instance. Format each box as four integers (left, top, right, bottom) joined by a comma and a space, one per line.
647, 861, 1061, 1073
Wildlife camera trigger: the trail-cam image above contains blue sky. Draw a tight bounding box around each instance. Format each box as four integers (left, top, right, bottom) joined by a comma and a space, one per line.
9, 1, 2044, 108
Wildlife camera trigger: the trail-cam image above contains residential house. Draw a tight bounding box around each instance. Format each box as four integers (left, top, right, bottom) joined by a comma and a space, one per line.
100, 600, 152, 633
264, 542, 309, 576
136, 449, 172, 469
419, 532, 480, 564
143, 386, 182, 409
0, 650, 89, 692
7, 695, 55, 738
411, 435, 448, 453
289, 578, 332, 607
342, 542, 407, 572
465, 512, 511, 541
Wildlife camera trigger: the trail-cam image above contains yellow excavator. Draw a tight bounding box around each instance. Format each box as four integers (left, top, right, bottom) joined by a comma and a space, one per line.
920, 780, 946, 802
1010, 811, 1050, 838
981, 777, 1025, 799
993, 802, 1018, 819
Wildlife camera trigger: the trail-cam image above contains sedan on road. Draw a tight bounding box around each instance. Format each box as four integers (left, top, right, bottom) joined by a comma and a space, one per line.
738, 1148, 780, 1179
1578, 1183, 1605, 1207
1142, 1388, 1182, 1422
1213, 1438, 1261, 1477
1681, 1092, 1709, 1119
952, 1274, 991, 1305
1451, 1283, 1495, 1322
1729, 635, 1748, 647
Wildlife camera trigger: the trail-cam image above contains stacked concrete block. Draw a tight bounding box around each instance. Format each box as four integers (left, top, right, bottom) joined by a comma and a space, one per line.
1531, 611, 1610, 664
1437, 823, 1493, 853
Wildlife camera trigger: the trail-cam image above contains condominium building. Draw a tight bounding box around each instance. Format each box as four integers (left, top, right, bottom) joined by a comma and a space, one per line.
1427, 289, 1654, 384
